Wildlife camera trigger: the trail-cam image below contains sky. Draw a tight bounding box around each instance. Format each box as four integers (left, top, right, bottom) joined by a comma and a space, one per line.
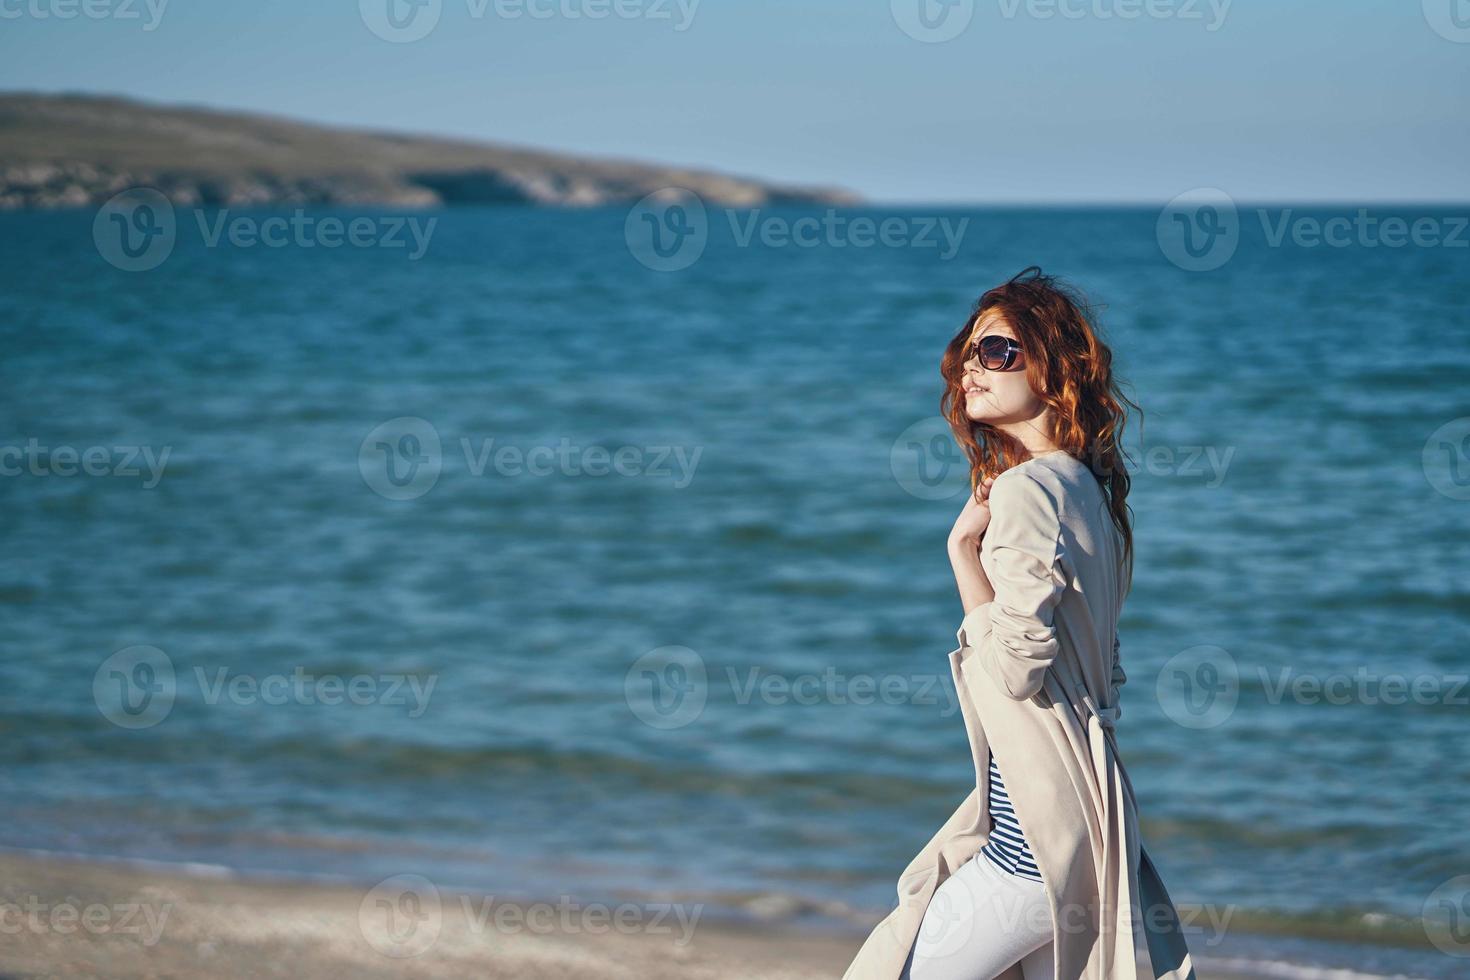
0, 0, 1465, 203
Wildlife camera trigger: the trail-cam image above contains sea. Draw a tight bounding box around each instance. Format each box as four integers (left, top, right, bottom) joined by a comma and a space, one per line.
2, 201, 1467, 979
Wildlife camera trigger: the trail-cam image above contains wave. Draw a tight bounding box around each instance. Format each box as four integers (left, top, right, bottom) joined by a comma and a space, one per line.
1194, 955, 1432, 980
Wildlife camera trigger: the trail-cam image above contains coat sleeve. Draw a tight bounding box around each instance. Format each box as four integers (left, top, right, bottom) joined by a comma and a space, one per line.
955, 470, 1066, 701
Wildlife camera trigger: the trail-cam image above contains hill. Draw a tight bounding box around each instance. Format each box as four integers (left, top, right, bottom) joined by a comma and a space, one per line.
0, 93, 859, 210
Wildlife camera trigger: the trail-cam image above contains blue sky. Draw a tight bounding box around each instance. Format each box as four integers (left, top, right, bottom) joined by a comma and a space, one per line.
1, 0, 1465, 203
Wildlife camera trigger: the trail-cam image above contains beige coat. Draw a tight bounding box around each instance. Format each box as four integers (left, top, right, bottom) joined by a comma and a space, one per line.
843, 452, 1196, 980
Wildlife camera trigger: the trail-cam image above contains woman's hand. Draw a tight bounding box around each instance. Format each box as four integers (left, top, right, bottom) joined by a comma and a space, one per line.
948, 476, 996, 549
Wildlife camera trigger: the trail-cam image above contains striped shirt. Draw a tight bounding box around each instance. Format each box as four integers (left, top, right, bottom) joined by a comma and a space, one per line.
980, 754, 1043, 882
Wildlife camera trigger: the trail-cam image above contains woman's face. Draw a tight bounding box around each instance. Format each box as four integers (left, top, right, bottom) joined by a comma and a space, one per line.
961, 310, 1047, 425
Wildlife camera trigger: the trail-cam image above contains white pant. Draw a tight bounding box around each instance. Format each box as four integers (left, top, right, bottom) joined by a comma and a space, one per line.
902, 853, 1056, 980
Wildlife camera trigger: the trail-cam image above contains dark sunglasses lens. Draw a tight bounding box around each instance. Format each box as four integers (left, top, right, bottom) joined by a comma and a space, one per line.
978, 336, 1013, 370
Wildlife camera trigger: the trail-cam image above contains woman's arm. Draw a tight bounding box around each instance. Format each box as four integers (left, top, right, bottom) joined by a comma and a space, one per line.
948, 476, 997, 614
951, 470, 1067, 701
948, 537, 995, 614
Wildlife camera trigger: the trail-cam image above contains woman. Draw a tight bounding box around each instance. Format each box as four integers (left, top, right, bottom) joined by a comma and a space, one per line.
843, 268, 1196, 980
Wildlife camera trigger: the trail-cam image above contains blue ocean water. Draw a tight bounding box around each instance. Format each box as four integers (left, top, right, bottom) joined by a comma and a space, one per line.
2, 204, 1467, 978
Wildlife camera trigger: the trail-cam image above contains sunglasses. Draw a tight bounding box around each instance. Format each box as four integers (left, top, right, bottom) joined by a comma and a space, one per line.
966, 335, 1024, 372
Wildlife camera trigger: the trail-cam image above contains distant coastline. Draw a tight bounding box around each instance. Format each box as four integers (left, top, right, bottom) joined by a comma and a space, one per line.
0, 92, 860, 211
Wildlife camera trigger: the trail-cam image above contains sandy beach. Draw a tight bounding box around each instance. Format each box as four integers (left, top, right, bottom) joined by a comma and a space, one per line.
0, 850, 1288, 980
0, 850, 861, 979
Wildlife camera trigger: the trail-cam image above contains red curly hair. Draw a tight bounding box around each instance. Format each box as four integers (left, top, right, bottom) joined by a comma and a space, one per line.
940, 266, 1141, 580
